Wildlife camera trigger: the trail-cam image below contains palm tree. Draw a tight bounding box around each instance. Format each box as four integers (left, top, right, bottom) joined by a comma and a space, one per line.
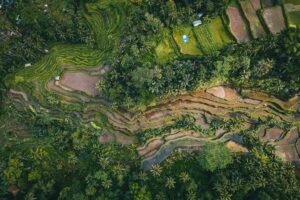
165, 177, 176, 189
179, 172, 190, 183
150, 164, 162, 177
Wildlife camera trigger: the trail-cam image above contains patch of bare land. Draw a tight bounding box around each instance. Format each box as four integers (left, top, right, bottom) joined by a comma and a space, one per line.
226, 7, 252, 43
60, 71, 100, 96
263, 6, 286, 34
240, 0, 266, 38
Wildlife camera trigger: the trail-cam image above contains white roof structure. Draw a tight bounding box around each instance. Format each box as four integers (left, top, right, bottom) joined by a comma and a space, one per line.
24, 63, 31, 68
55, 76, 60, 81
193, 20, 202, 27
198, 13, 204, 18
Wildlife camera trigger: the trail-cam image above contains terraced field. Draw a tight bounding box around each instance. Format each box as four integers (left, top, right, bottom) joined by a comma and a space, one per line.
263, 6, 286, 34
283, 1, 300, 28
84, 0, 127, 52
172, 26, 203, 56
193, 17, 232, 54
239, 0, 266, 38
5, 0, 299, 170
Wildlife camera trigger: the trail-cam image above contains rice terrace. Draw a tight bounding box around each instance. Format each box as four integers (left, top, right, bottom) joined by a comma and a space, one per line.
1, 0, 300, 199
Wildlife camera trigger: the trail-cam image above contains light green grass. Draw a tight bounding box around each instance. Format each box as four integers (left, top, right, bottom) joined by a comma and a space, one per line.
172, 26, 203, 56
155, 29, 178, 63
287, 11, 300, 27
283, 3, 300, 28
193, 17, 232, 54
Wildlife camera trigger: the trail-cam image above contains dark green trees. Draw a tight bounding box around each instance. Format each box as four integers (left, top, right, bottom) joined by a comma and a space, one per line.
197, 142, 233, 172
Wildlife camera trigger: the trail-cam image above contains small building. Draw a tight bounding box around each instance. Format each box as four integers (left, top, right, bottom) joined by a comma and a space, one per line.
55, 76, 60, 81
24, 63, 31, 68
44, 49, 49, 53
193, 20, 202, 27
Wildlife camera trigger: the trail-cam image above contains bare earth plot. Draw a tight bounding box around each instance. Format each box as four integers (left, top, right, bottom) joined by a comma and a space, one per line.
60, 71, 100, 97
263, 6, 286, 34
240, 0, 266, 38
227, 6, 252, 43
250, 0, 262, 10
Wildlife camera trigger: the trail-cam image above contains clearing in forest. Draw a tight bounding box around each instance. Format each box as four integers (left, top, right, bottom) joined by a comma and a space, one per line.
193, 17, 232, 54
226, 6, 252, 42
172, 26, 203, 56
263, 6, 286, 34
239, 0, 266, 38
155, 29, 179, 63
283, 3, 300, 28
60, 72, 100, 97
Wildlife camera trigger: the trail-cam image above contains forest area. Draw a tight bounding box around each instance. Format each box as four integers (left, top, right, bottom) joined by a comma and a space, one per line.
1, 0, 300, 199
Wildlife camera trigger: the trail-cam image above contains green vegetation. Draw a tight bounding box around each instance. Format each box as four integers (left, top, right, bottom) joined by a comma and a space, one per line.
197, 142, 233, 171
1, 0, 300, 199
193, 17, 232, 54
173, 26, 203, 56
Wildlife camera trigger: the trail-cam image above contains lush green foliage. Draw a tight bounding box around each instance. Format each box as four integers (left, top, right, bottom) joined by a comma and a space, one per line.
103, 28, 300, 108
0, 0, 95, 99
1, 0, 300, 199
197, 142, 233, 171
1, 107, 300, 199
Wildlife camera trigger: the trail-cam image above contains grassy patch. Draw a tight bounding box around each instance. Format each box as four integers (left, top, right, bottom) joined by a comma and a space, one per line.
155, 29, 178, 64
239, 0, 266, 38
283, 4, 300, 28
172, 26, 203, 56
193, 17, 232, 54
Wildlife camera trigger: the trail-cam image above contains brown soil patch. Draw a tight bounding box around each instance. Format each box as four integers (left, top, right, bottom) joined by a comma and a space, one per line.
195, 115, 210, 129
240, 0, 266, 38
206, 86, 226, 99
227, 7, 251, 43
278, 127, 299, 145
263, 6, 286, 34
225, 140, 248, 153
296, 138, 300, 155
250, 0, 262, 10
244, 98, 261, 105
99, 133, 115, 144
47, 80, 91, 102
115, 132, 135, 145
224, 87, 240, 101
9, 89, 28, 101
276, 145, 300, 163
206, 86, 240, 101
60, 72, 100, 96
138, 139, 163, 157
258, 127, 266, 138
261, 127, 283, 142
